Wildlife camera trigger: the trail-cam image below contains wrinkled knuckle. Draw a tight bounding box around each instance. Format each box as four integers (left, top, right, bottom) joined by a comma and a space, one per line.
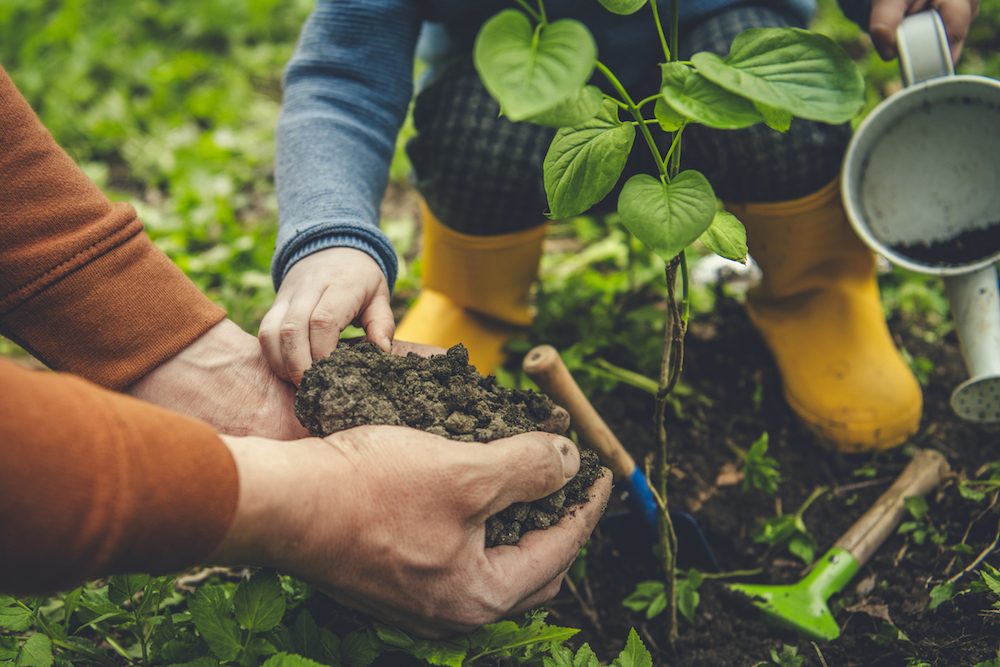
278, 321, 304, 343
309, 309, 340, 332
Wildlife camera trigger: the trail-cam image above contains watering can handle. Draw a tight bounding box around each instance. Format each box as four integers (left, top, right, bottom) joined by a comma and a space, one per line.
832, 449, 950, 566
523, 345, 636, 481
897, 9, 954, 87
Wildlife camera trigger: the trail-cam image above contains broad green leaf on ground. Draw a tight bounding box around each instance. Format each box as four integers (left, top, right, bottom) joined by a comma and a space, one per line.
108, 574, 150, 605
612, 628, 652, 667
691, 27, 864, 124
927, 582, 963, 610
474, 11, 597, 121
341, 629, 381, 667
653, 97, 686, 131
408, 637, 468, 667
0, 636, 18, 662
544, 100, 635, 219
188, 588, 242, 662
19, 634, 53, 667
699, 210, 747, 262
78, 587, 121, 616
753, 100, 793, 132
573, 644, 602, 667
292, 610, 324, 661
599, 0, 648, 15
262, 653, 325, 667
0, 603, 32, 632
527, 85, 604, 127
469, 621, 523, 651
660, 62, 762, 129
233, 570, 285, 633
618, 171, 716, 262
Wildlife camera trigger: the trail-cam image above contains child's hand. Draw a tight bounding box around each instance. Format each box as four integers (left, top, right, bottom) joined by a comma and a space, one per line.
259, 247, 395, 385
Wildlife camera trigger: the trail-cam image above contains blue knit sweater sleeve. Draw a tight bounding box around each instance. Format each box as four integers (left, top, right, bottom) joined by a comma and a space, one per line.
271, 0, 423, 290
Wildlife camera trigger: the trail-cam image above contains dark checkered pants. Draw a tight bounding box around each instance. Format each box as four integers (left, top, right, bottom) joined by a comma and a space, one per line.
406, 5, 853, 235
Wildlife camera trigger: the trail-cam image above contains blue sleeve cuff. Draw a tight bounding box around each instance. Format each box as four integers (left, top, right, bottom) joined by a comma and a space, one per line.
273, 223, 399, 294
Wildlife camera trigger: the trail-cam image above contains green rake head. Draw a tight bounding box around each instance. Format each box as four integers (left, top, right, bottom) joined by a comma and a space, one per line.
727, 548, 860, 642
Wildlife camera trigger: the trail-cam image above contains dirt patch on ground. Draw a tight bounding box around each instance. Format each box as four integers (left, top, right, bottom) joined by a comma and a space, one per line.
536, 295, 1000, 666
294, 341, 603, 547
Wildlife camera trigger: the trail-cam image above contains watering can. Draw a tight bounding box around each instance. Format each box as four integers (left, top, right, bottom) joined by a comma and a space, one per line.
841, 9, 1000, 422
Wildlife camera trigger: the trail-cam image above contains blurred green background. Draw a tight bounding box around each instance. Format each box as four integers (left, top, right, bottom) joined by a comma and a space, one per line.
1, 0, 996, 362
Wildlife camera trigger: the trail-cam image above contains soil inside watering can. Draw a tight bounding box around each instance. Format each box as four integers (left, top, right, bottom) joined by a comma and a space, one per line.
890, 221, 1000, 266
293, 341, 604, 548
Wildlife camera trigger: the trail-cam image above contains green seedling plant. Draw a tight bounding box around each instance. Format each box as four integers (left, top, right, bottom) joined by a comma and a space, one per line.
897, 495, 948, 547
473, 0, 863, 640
753, 486, 826, 564
751, 644, 805, 667
739, 432, 783, 495
622, 569, 702, 624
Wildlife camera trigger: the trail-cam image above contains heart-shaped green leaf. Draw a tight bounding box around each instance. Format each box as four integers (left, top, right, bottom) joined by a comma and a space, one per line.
691, 27, 864, 124
618, 171, 717, 262
599, 0, 648, 15
527, 85, 604, 127
660, 62, 763, 130
544, 99, 636, 219
699, 210, 748, 263
474, 11, 597, 121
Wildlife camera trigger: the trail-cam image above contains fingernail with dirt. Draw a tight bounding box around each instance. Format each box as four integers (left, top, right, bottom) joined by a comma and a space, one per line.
553, 436, 579, 479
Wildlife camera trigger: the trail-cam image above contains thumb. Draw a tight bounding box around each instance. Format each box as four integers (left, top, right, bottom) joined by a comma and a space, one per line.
475, 432, 580, 519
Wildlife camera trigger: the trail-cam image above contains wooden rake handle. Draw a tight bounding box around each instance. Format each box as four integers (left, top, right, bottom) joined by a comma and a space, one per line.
523, 345, 635, 481
833, 448, 950, 567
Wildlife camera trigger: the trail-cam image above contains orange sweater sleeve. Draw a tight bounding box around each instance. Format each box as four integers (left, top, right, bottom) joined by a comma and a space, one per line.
0, 358, 239, 595
0, 65, 239, 593
0, 63, 226, 391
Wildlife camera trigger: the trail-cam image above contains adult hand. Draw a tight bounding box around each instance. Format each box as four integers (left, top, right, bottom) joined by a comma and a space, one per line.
259, 248, 395, 386
126, 319, 309, 440
869, 0, 979, 62
212, 427, 611, 638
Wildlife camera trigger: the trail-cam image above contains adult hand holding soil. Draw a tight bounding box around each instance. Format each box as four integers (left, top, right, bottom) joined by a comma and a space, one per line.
259, 248, 395, 385
126, 319, 309, 440
212, 426, 611, 638
869, 0, 979, 61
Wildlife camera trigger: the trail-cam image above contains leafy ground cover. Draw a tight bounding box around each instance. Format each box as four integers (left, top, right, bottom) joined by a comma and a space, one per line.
4, 0, 1000, 665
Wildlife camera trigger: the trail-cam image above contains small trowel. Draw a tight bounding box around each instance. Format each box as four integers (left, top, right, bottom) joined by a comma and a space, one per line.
728, 448, 950, 642
523, 345, 719, 571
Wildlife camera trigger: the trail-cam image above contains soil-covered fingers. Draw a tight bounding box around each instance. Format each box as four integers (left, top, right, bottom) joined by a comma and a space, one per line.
473, 432, 582, 521
483, 469, 611, 603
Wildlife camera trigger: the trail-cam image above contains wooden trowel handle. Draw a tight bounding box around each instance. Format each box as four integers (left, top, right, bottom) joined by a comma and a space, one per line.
523, 345, 635, 481
833, 448, 950, 567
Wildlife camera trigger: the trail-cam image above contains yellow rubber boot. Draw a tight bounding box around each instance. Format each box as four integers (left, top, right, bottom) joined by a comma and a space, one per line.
726, 178, 922, 452
395, 200, 548, 375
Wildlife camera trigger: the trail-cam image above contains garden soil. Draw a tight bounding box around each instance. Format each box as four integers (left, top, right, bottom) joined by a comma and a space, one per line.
536, 296, 1000, 667
294, 341, 603, 548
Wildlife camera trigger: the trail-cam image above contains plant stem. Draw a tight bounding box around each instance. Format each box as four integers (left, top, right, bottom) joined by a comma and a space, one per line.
514, 0, 542, 23
595, 61, 667, 178
796, 485, 828, 519
649, 0, 671, 61
654, 254, 685, 644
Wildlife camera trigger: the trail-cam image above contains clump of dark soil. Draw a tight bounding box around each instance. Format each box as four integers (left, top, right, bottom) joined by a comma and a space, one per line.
294, 341, 603, 547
